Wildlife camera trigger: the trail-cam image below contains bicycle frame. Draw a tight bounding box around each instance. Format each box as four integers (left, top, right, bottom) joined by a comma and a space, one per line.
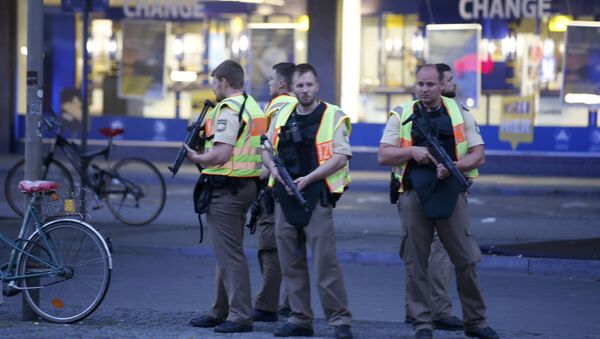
0, 193, 65, 282
44, 127, 144, 203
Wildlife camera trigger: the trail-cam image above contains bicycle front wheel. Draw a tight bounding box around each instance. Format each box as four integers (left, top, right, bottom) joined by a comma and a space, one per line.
105, 157, 166, 226
5, 158, 74, 217
17, 219, 112, 323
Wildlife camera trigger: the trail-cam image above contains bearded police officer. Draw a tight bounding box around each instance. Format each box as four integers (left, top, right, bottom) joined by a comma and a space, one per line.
262, 63, 353, 339
378, 64, 498, 339
185, 60, 265, 334
252, 62, 297, 323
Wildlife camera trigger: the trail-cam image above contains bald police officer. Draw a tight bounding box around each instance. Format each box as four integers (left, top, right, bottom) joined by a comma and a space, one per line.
378, 64, 498, 339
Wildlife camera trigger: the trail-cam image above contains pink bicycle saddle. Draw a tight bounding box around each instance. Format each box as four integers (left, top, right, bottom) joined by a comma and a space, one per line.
18, 180, 59, 193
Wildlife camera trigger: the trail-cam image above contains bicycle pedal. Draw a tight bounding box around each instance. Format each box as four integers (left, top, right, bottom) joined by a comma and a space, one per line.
2, 285, 21, 297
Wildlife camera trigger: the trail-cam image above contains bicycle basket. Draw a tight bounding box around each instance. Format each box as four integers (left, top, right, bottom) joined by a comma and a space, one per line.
40, 186, 89, 221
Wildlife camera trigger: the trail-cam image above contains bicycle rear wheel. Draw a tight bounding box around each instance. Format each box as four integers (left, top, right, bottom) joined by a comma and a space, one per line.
105, 157, 166, 226
17, 219, 111, 323
4, 158, 74, 217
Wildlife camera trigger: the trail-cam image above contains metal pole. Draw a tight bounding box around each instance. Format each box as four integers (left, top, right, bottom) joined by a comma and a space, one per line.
24, 0, 44, 321
81, 0, 90, 153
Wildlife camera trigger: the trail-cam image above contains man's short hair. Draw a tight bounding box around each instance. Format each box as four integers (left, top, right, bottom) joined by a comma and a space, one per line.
211, 60, 244, 89
435, 63, 452, 75
416, 63, 443, 81
293, 63, 318, 80
273, 62, 296, 88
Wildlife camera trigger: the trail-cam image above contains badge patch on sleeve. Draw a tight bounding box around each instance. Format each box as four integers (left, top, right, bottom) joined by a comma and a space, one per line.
216, 120, 228, 132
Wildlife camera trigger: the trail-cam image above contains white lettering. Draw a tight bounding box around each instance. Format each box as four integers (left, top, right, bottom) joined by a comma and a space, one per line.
505, 0, 519, 19
180, 1, 192, 19
139, 0, 150, 18
539, 0, 552, 18
148, 0, 163, 19
194, 0, 204, 18
500, 119, 531, 134
472, 0, 489, 20
166, 2, 178, 19
459, 0, 473, 20
522, 0, 536, 18
121, 0, 204, 20
123, 0, 135, 18
489, 0, 504, 19
458, 0, 552, 20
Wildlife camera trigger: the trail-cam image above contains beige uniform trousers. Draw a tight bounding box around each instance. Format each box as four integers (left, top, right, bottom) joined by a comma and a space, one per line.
205, 181, 256, 326
400, 222, 454, 321
399, 189, 488, 332
254, 210, 283, 313
275, 201, 352, 329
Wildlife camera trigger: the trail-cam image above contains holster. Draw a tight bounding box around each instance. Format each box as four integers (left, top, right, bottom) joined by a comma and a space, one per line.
389, 173, 401, 204
193, 174, 212, 215
260, 187, 275, 215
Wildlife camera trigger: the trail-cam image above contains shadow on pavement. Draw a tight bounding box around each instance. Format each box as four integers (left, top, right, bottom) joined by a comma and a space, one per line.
481, 238, 600, 261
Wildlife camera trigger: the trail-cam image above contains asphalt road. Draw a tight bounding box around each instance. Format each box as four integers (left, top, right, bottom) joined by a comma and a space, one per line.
1, 251, 599, 338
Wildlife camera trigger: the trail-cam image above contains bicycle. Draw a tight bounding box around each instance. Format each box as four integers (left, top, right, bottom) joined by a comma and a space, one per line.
4, 116, 166, 226
0, 180, 111, 323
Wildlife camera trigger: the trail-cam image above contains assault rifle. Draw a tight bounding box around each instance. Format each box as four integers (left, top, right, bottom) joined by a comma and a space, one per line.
260, 135, 309, 211
402, 101, 471, 192
168, 100, 215, 177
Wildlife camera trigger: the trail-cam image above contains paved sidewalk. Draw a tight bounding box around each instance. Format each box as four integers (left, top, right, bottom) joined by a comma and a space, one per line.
1, 156, 600, 280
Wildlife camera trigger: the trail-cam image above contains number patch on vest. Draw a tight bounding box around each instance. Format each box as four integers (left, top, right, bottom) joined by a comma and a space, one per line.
317, 141, 333, 160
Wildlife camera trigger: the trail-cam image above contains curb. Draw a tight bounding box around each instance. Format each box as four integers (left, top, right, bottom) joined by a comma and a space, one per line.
113, 243, 600, 280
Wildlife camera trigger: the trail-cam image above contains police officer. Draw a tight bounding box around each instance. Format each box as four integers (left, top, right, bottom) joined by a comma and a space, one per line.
185, 60, 265, 334
378, 64, 499, 339
402, 63, 465, 331
252, 62, 297, 322
262, 63, 353, 339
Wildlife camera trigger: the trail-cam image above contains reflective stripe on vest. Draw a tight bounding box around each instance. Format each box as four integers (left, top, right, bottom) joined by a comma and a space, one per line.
202, 94, 265, 177
392, 96, 478, 192
268, 102, 352, 194
264, 94, 298, 126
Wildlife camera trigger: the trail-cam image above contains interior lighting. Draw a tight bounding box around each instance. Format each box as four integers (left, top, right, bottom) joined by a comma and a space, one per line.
173, 35, 184, 61
565, 93, 600, 105
548, 15, 572, 32
86, 36, 96, 55
20, 46, 27, 55
238, 34, 249, 52
298, 15, 309, 32
411, 30, 424, 54
542, 38, 554, 57
170, 70, 198, 82
108, 33, 117, 59
502, 32, 517, 58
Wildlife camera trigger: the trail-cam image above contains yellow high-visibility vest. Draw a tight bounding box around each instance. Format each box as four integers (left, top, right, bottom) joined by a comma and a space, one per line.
264, 93, 297, 126
202, 93, 265, 177
269, 102, 351, 194
390, 96, 478, 192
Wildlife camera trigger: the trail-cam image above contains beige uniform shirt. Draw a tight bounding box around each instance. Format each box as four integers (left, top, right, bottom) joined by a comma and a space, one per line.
265, 104, 352, 157
379, 106, 484, 148
212, 107, 240, 146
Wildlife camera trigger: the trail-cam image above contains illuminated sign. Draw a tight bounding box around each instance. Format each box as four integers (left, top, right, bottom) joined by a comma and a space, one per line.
459, 0, 551, 20
122, 0, 205, 19
499, 95, 535, 150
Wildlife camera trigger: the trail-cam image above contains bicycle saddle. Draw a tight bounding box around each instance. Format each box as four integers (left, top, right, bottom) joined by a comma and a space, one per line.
99, 127, 124, 138
18, 180, 59, 193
